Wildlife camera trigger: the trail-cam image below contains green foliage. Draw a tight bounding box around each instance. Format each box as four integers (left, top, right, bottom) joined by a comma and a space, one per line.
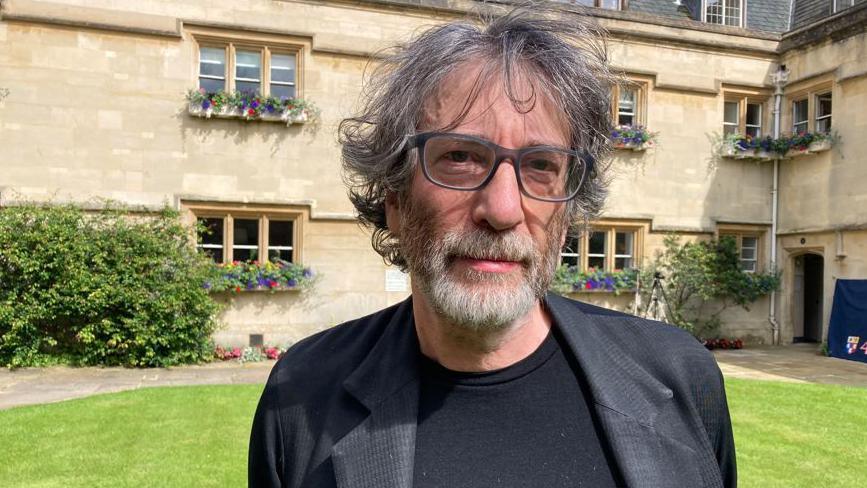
206, 260, 316, 293
185, 88, 320, 122
551, 266, 638, 295
640, 235, 780, 337
0, 203, 220, 368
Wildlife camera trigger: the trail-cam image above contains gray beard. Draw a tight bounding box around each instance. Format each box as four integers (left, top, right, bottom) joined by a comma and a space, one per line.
398, 195, 564, 333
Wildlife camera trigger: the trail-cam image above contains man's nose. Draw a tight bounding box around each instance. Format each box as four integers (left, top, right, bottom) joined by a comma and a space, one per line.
471, 161, 525, 231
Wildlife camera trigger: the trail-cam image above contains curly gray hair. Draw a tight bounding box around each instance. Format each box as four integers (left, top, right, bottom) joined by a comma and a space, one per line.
339, 6, 615, 268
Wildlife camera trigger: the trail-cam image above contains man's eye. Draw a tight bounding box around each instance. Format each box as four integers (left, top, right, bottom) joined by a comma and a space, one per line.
525, 158, 558, 172
443, 151, 472, 162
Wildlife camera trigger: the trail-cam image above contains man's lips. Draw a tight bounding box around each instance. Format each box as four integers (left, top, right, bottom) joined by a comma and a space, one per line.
453, 257, 522, 273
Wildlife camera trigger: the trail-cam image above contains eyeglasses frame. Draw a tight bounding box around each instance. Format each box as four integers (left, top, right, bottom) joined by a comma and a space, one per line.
407, 131, 594, 203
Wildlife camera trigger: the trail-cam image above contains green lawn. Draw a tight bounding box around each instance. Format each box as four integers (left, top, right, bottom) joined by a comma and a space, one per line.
0, 379, 865, 487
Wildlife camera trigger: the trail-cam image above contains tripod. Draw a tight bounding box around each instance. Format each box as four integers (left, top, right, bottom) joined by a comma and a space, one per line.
642, 272, 671, 323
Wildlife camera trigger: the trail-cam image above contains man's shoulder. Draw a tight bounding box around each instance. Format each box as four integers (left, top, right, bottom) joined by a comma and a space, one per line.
268, 299, 410, 394
548, 293, 713, 371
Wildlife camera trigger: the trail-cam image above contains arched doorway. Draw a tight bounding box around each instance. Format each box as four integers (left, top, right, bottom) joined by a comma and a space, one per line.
792, 253, 824, 343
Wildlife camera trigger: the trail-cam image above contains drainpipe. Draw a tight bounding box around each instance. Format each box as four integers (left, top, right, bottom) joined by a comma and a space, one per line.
769, 66, 789, 345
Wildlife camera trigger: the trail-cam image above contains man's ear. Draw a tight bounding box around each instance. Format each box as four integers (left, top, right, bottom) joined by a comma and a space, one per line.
384, 191, 401, 236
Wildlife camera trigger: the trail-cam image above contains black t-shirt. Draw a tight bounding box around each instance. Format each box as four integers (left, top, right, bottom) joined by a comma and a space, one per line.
413, 329, 621, 487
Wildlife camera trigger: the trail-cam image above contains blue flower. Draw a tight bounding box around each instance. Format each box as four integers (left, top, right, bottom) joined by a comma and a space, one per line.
201, 100, 211, 109
302, 268, 313, 279
287, 278, 297, 288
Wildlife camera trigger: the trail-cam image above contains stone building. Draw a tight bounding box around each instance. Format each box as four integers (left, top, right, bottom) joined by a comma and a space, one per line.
1, 0, 865, 347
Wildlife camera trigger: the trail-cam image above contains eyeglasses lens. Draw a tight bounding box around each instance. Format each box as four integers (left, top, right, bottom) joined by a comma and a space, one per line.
422, 135, 583, 201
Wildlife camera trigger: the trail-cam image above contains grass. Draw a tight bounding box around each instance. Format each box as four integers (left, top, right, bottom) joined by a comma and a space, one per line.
1, 379, 865, 487
726, 378, 867, 487
0, 384, 264, 488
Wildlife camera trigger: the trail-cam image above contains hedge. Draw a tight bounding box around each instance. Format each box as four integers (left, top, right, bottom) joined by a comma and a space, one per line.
0, 204, 220, 368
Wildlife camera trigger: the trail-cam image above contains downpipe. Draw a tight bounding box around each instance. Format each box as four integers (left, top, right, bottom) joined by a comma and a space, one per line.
769, 67, 789, 345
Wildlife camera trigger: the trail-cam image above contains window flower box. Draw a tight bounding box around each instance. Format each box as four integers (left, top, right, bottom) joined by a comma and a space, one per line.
610, 125, 656, 152
718, 132, 837, 161
808, 139, 832, 153
551, 266, 638, 295
185, 88, 319, 125
204, 260, 316, 293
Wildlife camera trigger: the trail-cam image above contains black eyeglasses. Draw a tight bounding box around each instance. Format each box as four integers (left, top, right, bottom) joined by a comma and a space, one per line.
407, 132, 593, 202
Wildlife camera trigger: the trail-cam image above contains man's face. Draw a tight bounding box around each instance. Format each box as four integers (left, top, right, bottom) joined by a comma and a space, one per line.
391, 63, 570, 331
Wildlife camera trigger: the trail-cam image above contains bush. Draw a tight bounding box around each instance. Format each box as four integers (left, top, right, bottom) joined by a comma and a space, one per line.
640, 235, 780, 338
0, 203, 220, 368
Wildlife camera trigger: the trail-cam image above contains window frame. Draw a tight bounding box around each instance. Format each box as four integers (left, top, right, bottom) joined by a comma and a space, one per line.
703, 0, 744, 27
814, 92, 832, 134
559, 221, 646, 272
722, 89, 769, 138
184, 202, 305, 265
611, 78, 648, 128
190, 29, 304, 98
785, 80, 833, 135
717, 224, 767, 274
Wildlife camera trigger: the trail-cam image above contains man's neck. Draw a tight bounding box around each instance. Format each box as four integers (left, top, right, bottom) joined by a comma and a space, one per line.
411, 288, 552, 372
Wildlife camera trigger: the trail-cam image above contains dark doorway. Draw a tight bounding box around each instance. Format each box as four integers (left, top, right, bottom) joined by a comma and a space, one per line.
796, 254, 824, 343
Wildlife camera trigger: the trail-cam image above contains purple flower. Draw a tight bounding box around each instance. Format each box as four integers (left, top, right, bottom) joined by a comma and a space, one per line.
604, 277, 615, 290
203, 282, 211, 289
252, 100, 260, 109
286, 278, 297, 288
302, 268, 313, 279
246, 281, 254, 290
201, 100, 211, 109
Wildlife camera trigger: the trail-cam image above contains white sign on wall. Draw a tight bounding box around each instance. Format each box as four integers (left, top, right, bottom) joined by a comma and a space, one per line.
385, 268, 409, 292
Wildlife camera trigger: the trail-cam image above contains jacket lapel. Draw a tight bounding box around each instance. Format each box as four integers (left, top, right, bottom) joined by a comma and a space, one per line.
332, 299, 419, 488
546, 293, 711, 488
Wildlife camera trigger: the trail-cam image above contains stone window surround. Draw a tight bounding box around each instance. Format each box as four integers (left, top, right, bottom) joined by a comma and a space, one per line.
560, 220, 647, 271
187, 26, 305, 98
717, 223, 768, 274
611, 76, 650, 127
721, 86, 770, 138
182, 201, 306, 265
702, 0, 745, 28
784, 76, 833, 135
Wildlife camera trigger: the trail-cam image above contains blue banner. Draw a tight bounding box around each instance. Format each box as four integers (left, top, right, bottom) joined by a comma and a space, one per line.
828, 279, 867, 364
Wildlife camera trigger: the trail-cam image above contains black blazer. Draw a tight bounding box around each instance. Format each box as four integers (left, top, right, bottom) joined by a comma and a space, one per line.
249, 293, 736, 487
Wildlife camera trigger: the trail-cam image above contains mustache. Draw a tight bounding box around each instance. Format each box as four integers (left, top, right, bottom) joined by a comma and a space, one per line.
439, 229, 538, 264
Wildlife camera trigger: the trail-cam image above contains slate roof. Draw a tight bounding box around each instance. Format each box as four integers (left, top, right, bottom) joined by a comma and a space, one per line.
628, 0, 694, 20
746, 0, 792, 32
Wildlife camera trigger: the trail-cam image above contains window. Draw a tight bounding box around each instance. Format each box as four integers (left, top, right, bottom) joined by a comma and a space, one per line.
705, 0, 742, 26
718, 227, 766, 273
196, 41, 298, 97
792, 99, 808, 133
560, 225, 643, 271
561, 235, 581, 268
834, 0, 855, 13
723, 95, 765, 137
815, 93, 832, 133
188, 204, 303, 264
571, 0, 623, 9
611, 81, 646, 127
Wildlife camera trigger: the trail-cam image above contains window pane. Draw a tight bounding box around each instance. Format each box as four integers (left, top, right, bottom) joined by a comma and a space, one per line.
196, 217, 224, 263
615, 257, 633, 270
724, 101, 739, 125
588, 232, 606, 255
792, 99, 808, 133
588, 256, 606, 269
199, 47, 225, 92
816, 93, 832, 133
615, 232, 633, 255
271, 84, 296, 99
741, 260, 757, 272
560, 236, 580, 268
271, 54, 296, 83
746, 103, 761, 125
599, 0, 620, 9
268, 220, 294, 263
233, 218, 259, 262
199, 78, 225, 93
235, 50, 261, 92
617, 88, 636, 126
236, 80, 260, 94
572, 0, 594, 5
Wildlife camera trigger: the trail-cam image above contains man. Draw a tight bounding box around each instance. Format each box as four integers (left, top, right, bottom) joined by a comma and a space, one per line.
249, 7, 736, 488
